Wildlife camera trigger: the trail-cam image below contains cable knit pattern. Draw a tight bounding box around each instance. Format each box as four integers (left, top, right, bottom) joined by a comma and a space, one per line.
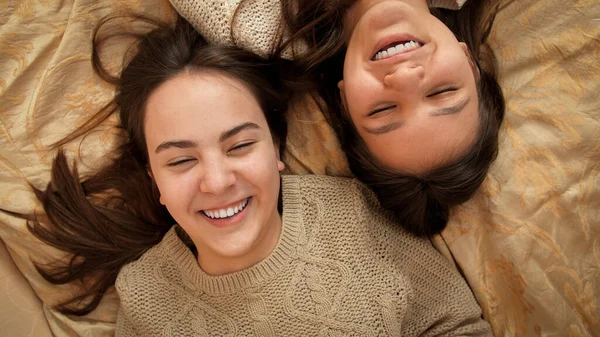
115, 175, 491, 336
169, 0, 466, 58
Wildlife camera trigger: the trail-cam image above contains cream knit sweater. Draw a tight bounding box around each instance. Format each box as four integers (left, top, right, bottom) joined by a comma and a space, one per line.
115, 175, 490, 336
169, 0, 467, 57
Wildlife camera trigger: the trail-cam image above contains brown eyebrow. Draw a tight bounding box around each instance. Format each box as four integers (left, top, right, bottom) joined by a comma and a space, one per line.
364, 122, 404, 135
429, 95, 471, 116
155, 140, 197, 154
154, 122, 261, 154
364, 96, 471, 135
219, 122, 261, 142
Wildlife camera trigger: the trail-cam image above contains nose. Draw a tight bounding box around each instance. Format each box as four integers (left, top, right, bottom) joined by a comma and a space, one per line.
383, 64, 425, 93
199, 157, 236, 194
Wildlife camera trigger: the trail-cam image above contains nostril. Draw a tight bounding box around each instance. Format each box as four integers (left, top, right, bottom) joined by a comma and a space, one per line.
383, 66, 425, 89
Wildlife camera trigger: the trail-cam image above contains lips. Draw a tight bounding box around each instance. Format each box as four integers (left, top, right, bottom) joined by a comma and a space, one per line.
370, 34, 424, 61
373, 40, 422, 60
202, 197, 250, 219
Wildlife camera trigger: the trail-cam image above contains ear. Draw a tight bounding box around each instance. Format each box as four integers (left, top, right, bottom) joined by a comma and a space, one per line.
147, 166, 165, 205
275, 147, 285, 172
337, 79, 350, 115
459, 42, 480, 79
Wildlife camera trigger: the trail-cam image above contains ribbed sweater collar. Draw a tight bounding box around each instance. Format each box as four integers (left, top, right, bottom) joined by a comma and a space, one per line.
161, 175, 303, 295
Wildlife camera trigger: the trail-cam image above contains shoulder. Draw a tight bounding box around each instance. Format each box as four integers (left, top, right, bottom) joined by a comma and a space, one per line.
116, 227, 187, 297
115, 228, 195, 334
169, 0, 289, 57
282, 174, 396, 226
284, 174, 384, 213
282, 174, 374, 200
284, 174, 355, 190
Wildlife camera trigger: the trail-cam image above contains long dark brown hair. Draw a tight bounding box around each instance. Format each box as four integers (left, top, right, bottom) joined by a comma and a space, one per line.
279, 0, 506, 237
26, 15, 288, 315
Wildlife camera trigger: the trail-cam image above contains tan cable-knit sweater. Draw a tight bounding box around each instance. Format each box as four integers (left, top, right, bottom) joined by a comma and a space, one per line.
115, 175, 490, 336
169, 0, 467, 58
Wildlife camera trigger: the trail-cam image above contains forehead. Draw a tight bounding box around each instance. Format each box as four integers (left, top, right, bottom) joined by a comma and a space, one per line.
345, 0, 430, 31
144, 73, 268, 149
143, 73, 265, 143
363, 98, 480, 173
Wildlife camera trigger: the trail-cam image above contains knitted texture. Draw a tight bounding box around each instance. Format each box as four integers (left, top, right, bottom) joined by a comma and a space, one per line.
429, 0, 466, 9
169, 0, 467, 58
115, 175, 491, 336
169, 0, 295, 58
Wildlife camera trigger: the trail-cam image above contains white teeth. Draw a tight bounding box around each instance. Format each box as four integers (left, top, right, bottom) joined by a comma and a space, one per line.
374, 40, 421, 60
202, 198, 249, 219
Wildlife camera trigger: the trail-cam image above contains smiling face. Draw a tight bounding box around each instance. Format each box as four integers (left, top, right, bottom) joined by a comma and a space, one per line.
340, 0, 480, 173
144, 72, 285, 276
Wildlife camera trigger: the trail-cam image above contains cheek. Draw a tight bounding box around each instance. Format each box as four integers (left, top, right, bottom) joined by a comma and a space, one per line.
457, 101, 480, 147
344, 77, 381, 123
443, 51, 474, 81
153, 171, 198, 209
243, 150, 281, 198
342, 57, 380, 118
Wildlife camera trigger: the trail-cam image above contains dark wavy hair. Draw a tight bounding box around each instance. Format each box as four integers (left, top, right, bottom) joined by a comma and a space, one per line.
25, 15, 288, 315
280, 0, 505, 237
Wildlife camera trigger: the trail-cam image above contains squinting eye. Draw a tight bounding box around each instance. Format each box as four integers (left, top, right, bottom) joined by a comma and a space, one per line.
368, 105, 396, 117
229, 141, 255, 153
167, 158, 194, 167
429, 87, 458, 97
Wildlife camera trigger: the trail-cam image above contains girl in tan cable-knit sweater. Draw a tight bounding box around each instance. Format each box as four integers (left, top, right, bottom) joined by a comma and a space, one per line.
27, 14, 491, 337
116, 174, 491, 336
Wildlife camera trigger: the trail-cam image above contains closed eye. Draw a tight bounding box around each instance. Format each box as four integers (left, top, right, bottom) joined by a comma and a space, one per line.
167, 158, 195, 167
368, 105, 396, 117
229, 141, 256, 153
428, 87, 457, 97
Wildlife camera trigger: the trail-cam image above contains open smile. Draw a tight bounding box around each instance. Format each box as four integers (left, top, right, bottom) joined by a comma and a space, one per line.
202, 197, 250, 219
372, 40, 423, 61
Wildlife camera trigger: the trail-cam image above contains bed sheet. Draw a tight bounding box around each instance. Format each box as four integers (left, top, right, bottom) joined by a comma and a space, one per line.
0, 0, 598, 336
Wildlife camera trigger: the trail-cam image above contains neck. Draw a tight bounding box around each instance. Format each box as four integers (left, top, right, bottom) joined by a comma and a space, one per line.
196, 213, 282, 276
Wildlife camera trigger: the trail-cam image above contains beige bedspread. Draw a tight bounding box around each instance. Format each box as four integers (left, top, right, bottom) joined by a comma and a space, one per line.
0, 0, 598, 336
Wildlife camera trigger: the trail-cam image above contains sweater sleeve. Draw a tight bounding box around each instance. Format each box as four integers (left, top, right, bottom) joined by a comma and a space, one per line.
398, 241, 493, 337
114, 264, 143, 337
115, 307, 141, 337
169, 0, 293, 58
352, 181, 492, 336
169, 0, 468, 58
419, 309, 492, 337
394, 235, 492, 336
